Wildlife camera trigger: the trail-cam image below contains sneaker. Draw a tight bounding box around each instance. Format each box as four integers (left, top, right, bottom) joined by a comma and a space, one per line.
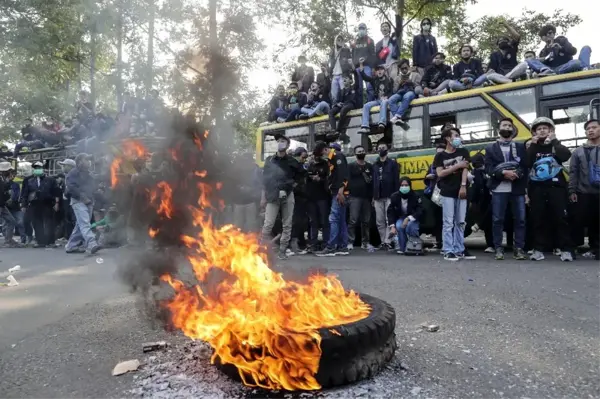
347, 243, 354, 251
335, 248, 350, 256
530, 250, 545, 261
378, 243, 391, 251
396, 119, 410, 130
495, 248, 504, 260
538, 68, 556, 77
444, 253, 459, 262
527, 249, 534, 255
277, 251, 288, 260
360, 243, 369, 250
396, 250, 404, 255
90, 244, 101, 255
276, 117, 286, 123
315, 247, 337, 257
358, 126, 370, 134
390, 115, 400, 125
285, 248, 295, 257
484, 247, 495, 253
377, 123, 386, 131
553, 248, 562, 256
560, 251, 573, 262
582, 251, 595, 258
459, 249, 477, 260
66, 247, 86, 254
513, 248, 527, 260
297, 114, 309, 120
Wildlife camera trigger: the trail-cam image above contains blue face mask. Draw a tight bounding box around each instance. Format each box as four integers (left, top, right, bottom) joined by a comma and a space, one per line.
399, 186, 410, 194
451, 138, 462, 148
358, 29, 366, 38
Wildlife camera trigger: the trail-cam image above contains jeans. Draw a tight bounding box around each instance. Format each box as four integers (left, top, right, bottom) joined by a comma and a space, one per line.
395, 217, 420, 251
275, 108, 302, 122
525, 45, 591, 74
491, 193, 526, 250
9, 209, 26, 243
301, 101, 330, 117
373, 198, 391, 244
13, 140, 44, 156
348, 197, 371, 245
441, 196, 467, 254
329, 103, 354, 133
361, 99, 389, 127
0, 206, 16, 243
449, 75, 487, 91
389, 91, 416, 118
307, 199, 330, 247
327, 196, 348, 249
330, 75, 344, 103
66, 200, 98, 251
356, 66, 374, 106
261, 192, 295, 253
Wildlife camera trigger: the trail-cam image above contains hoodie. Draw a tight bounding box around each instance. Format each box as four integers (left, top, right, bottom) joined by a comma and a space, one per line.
421, 63, 453, 88
452, 58, 484, 81
291, 64, 315, 92
539, 36, 577, 69
569, 144, 600, 194
412, 22, 438, 68
329, 35, 353, 76
526, 138, 571, 188
352, 36, 376, 68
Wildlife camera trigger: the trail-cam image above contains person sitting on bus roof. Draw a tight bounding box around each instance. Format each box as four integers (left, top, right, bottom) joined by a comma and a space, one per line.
420, 52, 453, 96
329, 34, 353, 104
506, 25, 591, 79
267, 85, 287, 123
411, 18, 438, 78
291, 55, 315, 93
298, 82, 331, 120
316, 61, 332, 100
449, 44, 486, 92
328, 72, 359, 143
389, 59, 419, 129
13, 118, 45, 157
376, 22, 399, 67
482, 23, 522, 85
272, 82, 308, 123
351, 23, 376, 104
358, 63, 393, 134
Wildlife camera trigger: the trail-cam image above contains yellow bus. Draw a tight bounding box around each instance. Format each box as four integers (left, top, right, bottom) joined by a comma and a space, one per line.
256, 69, 600, 190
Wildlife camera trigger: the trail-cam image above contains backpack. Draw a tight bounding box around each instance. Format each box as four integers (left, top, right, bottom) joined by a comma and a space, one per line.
584, 147, 600, 186
530, 156, 563, 182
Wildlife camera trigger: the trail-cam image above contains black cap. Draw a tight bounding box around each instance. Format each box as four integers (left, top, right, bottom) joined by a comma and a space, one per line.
274, 133, 290, 143
375, 64, 386, 70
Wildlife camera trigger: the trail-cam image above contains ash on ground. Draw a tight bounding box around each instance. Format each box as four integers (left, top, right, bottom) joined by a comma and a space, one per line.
130, 339, 435, 399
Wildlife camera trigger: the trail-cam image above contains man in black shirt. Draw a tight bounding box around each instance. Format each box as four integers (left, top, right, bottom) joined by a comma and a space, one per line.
449, 45, 486, 92
306, 142, 331, 252
483, 22, 521, 85
347, 145, 374, 251
260, 135, 302, 260
433, 127, 471, 261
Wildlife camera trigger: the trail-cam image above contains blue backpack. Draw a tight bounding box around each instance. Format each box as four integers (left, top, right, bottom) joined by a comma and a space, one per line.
584, 147, 600, 186
530, 156, 563, 182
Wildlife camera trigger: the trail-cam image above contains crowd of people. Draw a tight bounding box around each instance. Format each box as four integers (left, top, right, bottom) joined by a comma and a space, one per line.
265, 20, 593, 141
232, 116, 600, 262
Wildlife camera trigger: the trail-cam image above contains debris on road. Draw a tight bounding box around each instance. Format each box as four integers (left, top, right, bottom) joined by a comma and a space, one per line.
112, 359, 141, 376
6, 275, 19, 286
96, 258, 104, 264
411, 386, 423, 395
424, 324, 440, 332
8, 265, 21, 273
143, 341, 168, 353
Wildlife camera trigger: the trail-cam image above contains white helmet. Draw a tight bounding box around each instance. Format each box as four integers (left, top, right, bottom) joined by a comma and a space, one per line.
531, 117, 555, 132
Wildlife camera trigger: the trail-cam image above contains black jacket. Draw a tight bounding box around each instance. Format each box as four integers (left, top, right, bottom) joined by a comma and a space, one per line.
484, 141, 529, 195
21, 175, 61, 206
306, 158, 330, 201
316, 72, 331, 99
262, 154, 302, 202
352, 36, 376, 68
348, 161, 373, 199
421, 63, 453, 88
372, 158, 400, 200
452, 58, 484, 81
539, 37, 577, 69
291, 65, 315, 92
329, 46, 353, 76
268, 95, 288, 122
0, 180, 8, 207
526, 139, 571, 188
387, 191, 423, 223
327, 149, 349, 194
412, 34, 438, 68
361, 71, 393, 99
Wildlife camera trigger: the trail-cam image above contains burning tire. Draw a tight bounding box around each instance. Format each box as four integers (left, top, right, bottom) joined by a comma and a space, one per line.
217, 294, 396, 390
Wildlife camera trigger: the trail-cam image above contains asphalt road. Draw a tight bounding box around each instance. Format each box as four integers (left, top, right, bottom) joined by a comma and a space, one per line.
0, 243, 598, 398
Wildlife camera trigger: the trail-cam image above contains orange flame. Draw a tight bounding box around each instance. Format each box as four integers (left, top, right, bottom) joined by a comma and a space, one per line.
110, 139, 149, 188
154, 179, 370, 391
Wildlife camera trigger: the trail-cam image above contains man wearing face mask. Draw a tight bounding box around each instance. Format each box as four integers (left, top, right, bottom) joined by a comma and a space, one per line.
0, 162, 20, 247
65, 153, 101, 254
290, 147, 309, 255
449, 44, 486, 92
412, 18, 438, 77
352, 23, 376, 104
389, 58, 420, 128
267, 85, 287, 123
306, 141, 331, 252
372, 141, 400, 250
376, 22, 398, 67
298, 81, 330, 120
20, 161, 61, 248
347, 145, 374, 251
482, 22, 521, 86
526, 117, 573, 261
388, 176, 423, 254
420, 52, 453, 96
328, 72, 359, 143
5, 167, 27, 245
358, 64, 393, 134
328, 34, 352, 104
433, 128, 471, 261
261, 135, 302, 260
291, 55, 315, 93
484, 118, 528, 261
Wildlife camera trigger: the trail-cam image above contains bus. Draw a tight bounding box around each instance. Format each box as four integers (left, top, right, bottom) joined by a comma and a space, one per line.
256, 69, 600, 190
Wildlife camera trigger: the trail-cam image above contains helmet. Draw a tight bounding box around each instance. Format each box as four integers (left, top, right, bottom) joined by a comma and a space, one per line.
531, 117, 555, 132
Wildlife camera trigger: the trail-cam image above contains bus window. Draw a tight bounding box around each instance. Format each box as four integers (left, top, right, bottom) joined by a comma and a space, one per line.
492, 88, 537, 124
551, 104, 590, 149
263, 135, 278, 160
285, 125, 310, 153
542, 77, 600, 97
392, 118, 422, 149
342, 116, 364, 155
457, 108, 498, 142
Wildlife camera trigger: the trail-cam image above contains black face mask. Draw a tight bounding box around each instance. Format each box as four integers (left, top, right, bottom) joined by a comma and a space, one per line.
499, 129, 513, 139
356, 154, 366, 160
378, 149, 388, 158
498, 42, 511, 50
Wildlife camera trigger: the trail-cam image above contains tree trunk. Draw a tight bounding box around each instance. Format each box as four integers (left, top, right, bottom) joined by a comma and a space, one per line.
208, 0, 228, 146
116, 0, 123, 110
90, 20, 97, 110
77, 12, 82, 91
395, 0, 405, 55
146, 0, 155, 94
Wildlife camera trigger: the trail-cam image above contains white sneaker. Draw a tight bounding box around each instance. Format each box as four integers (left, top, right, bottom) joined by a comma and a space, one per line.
560, 251, 573, 262
285, 248, 295, 256
527, 249, 534, 255
530, 250, 545, 261
390, 115, 399, 124
396, 250, 404, 255
347, 243, 354, 251
484, 247, 494, 253
553, 248, 562, 256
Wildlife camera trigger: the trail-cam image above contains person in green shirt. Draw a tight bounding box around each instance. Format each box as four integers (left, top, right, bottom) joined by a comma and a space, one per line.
91, 206, 126, 247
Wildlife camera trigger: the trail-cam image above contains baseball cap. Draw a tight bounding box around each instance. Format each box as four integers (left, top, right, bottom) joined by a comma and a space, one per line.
32, 161, 43, 168
59, 158, 76, 167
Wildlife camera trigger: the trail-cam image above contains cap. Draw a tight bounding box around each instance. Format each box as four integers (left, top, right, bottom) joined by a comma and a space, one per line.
0, 162, 12, 172
375, 64, 386, 70
58, 158, 76, 167
274, 133, 290, 143
531, 117, 555, 132
293, 147, 307, 156
32, 161, 43, 168
358, 22, 367, 29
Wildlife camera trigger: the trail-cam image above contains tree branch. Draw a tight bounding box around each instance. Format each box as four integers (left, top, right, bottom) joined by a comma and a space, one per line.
403, 0, 435, 28
359, 1, 396, 31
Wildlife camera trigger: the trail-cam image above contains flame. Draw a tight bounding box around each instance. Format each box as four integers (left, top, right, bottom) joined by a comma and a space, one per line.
110, 139, 149, 188
115, 133, 370, 391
